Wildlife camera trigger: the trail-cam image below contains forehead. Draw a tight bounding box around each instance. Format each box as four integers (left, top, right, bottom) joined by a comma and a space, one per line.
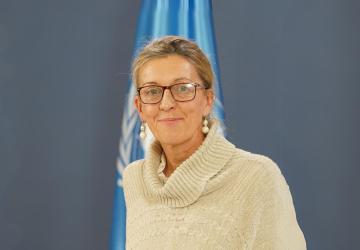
138, 55, 200, 86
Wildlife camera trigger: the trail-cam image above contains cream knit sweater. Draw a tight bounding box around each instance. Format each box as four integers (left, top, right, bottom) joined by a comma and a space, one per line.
123, 123, 306, 250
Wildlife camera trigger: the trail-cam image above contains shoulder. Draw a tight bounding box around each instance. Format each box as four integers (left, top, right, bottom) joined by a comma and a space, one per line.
122, 159, 145, 190
123, 159, 144, 175
226, 147, 291, 200
230, 147, 283, 182
230, 150, 307, 248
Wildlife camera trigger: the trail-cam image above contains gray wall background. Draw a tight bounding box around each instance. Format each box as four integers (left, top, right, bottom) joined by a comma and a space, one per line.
0, 0, 359, 249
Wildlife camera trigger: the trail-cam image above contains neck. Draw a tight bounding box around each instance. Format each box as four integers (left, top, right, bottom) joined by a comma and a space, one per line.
161, 130, 205, 177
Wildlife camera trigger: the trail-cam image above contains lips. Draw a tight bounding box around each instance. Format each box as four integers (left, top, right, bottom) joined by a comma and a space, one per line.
158, 118, 182, 122
157, 117, 183, 125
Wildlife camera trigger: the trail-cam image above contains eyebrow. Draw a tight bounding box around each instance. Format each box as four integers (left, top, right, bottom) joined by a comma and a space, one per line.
173, 77, 192, 82
141, 77, 193, 86
142, 81, 158, 86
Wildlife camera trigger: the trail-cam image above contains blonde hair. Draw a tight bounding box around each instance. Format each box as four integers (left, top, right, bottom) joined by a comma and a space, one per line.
132, 36, 214, 89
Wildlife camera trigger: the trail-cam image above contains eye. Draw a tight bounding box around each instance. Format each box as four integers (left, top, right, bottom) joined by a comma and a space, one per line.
144, 86, 162, 96
179, 85, 189, 92
173, 83, 192, 93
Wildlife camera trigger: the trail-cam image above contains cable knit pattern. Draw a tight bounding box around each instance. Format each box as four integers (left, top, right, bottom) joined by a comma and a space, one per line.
123, 122, 306, 250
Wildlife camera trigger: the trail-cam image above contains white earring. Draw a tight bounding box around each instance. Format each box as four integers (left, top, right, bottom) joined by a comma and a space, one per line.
202, 117, 209, 134
140, 122, 146, 140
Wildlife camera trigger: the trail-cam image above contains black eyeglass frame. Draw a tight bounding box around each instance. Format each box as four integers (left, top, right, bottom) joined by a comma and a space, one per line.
137, 82, 209, 104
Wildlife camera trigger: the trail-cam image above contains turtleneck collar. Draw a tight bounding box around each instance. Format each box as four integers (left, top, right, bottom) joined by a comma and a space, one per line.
142, 121, 236, 208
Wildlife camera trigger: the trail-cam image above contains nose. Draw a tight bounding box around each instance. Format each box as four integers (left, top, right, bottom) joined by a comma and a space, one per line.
159, 89, 175, 111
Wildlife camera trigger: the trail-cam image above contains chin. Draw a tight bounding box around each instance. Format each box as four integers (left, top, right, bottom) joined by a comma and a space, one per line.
157, 132, 187, 146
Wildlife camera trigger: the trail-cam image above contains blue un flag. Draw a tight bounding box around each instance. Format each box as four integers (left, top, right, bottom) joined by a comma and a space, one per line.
110, 1, 225, 249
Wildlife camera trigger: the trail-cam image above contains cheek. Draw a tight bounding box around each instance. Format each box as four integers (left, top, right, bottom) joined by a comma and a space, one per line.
141, 105, 158, 120
191, 96, 208, 114
181, 102, 206, 123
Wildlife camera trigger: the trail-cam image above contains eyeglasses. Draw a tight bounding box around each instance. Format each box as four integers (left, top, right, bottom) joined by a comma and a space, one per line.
137, 82, 209, 104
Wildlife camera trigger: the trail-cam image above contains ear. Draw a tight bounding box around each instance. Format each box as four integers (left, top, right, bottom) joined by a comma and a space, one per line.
134, 95, 145, 121
203, 89, 215, 116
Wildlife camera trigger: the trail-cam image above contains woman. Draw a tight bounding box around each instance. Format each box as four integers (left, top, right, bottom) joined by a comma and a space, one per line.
123, 36, 306, 249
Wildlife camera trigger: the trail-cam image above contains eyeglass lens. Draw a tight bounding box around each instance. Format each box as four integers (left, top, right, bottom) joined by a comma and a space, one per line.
139, 83, 197, 104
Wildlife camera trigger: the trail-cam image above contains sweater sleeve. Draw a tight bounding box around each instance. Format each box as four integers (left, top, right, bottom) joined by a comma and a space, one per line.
251, 162, 307, 250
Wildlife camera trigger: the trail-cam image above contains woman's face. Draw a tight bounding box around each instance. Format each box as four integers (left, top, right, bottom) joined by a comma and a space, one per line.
134, 55, 214, 147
